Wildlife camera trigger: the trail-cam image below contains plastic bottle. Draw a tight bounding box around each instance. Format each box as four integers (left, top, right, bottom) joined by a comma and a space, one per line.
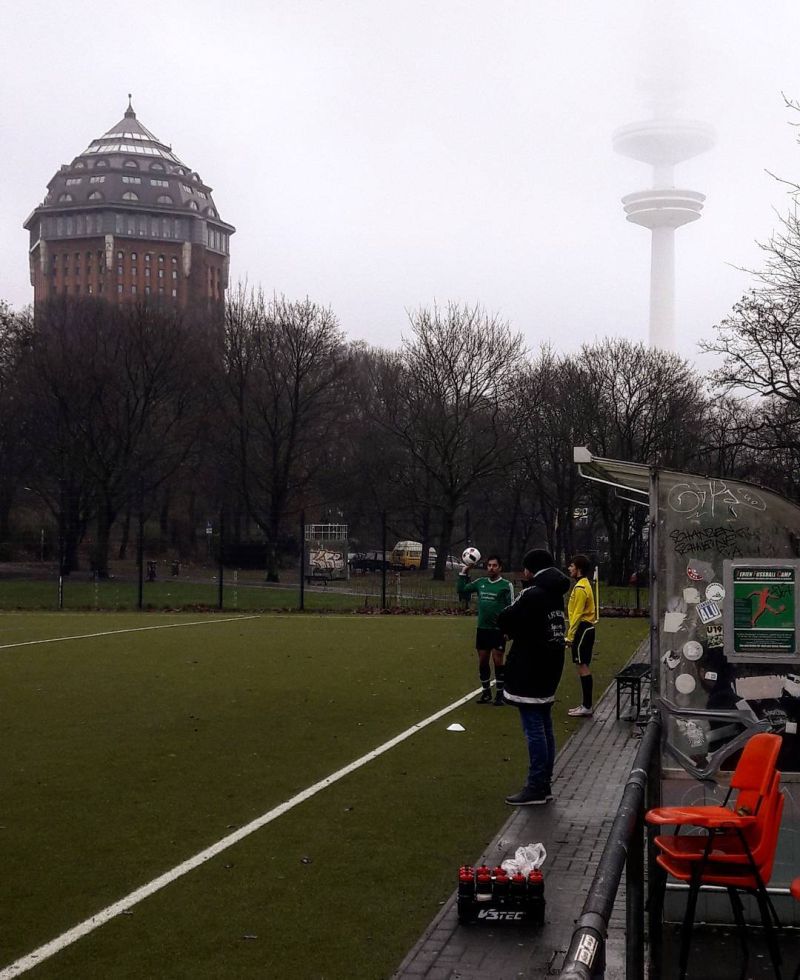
458, 868, 475, 900
527, 869, 545, 925
509, 872, 526, 906
476, 870, 493, 902
493, 869, 510, 902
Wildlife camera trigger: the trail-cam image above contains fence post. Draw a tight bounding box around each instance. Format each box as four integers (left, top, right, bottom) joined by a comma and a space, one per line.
137, 485, 144, 612
217, 506, 224, 610
381, 510, 387, 611
299, 510, 305, 612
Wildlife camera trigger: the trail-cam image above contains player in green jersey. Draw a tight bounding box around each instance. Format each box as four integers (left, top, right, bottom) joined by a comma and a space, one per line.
457, 555, 515, 704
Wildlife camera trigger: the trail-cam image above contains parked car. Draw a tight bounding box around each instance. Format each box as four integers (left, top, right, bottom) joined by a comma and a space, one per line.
348, 550, 396, 573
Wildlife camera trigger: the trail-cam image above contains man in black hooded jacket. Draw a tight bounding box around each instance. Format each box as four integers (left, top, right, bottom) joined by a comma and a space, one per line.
497, 548, 570, 806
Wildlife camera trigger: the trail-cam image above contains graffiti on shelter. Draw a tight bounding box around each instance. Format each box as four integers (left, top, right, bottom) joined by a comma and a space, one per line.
670, 526, 760, 558
667, 480, 766, 521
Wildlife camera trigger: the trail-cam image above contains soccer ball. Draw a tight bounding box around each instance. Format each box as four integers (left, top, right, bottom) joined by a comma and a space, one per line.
462, 546, 481, 566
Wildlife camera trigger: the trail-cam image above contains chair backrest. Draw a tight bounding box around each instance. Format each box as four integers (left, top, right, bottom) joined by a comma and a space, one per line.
743, 772, 783, 867
729, 733, 782, 814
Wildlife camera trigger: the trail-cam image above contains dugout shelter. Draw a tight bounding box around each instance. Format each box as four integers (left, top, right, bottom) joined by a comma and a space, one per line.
574, 447, 800, 920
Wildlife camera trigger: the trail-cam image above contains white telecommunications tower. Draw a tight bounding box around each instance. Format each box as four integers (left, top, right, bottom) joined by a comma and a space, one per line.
613, 114, 714, 350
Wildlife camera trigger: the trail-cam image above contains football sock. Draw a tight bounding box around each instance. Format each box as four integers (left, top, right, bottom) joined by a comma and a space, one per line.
494, 665, 505, 696
581, 674, 593, 709
479, 663, 491, 693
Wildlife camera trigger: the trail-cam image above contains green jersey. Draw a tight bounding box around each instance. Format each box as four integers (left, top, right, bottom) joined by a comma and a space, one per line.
457, 574, 514, 629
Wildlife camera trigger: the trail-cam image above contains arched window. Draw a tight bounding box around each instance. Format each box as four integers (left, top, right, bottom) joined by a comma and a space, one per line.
150, 162, 165, 172
122, 191, 139, 201
95, 159, 108, 169
58, 193, 73, 202
123, 159, 139, 170
187, 200, 198, 211
74, 161, 85, 169
207, 208, 217, 217
88, 191, 103, 200
156, 195, 173, 205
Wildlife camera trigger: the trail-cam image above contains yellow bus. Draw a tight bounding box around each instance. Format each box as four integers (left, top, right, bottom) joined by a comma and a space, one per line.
391, 541, 437, 569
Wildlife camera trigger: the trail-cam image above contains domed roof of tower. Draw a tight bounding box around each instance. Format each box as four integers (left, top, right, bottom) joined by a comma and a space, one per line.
26, 97, 234, 226
79, 95, 187, 166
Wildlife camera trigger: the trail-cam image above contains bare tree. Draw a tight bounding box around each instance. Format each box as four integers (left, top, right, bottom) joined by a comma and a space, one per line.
578, 339, 707, 584
368, 302, 524, 579
22, 297, 210, 576
216, 286, 348, 581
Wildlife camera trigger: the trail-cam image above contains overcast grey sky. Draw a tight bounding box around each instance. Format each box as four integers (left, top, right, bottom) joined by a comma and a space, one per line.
3, 0, 800, 364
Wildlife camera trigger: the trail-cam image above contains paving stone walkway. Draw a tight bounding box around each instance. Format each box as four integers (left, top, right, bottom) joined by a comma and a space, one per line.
393, 647, 649, 980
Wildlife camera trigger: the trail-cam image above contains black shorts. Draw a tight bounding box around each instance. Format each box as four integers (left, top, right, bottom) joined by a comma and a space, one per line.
571, 621, 595, 666
476, 627, 505, 653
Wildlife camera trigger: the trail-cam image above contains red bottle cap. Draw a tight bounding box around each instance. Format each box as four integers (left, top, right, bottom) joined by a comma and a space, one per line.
511, 873, 525, 882
528, 870, 543, 881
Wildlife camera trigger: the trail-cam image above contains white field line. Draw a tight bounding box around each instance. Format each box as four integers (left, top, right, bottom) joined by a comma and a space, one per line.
0, 685, 482, 978
0, 616, 260, 651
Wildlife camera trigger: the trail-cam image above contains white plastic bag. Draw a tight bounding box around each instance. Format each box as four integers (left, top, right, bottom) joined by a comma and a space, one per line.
500, 842, 547, 876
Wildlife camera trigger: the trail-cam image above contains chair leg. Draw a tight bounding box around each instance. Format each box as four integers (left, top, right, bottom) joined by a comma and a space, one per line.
754, 886, 782, 980
678, 880, 701, 980
727, 888, 749, 972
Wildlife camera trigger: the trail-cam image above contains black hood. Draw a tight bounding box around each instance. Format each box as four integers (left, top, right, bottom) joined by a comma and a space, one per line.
532, 566, 571, 597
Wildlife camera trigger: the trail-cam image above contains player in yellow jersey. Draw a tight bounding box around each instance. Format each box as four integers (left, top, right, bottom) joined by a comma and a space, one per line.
566, 554, 596, 718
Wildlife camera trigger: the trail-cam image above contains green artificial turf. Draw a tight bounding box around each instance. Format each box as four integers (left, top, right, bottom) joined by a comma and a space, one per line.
0, 612, 647, 979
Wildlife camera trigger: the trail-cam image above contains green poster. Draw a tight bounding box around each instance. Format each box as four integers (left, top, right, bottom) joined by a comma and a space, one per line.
732, 566, 796, 655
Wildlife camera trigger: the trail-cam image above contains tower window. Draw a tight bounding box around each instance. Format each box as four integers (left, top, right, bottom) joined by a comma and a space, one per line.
95, 159, 108, 169
122, 191, 139, 201
156, 195, 173, 205
123, 160, 139, 169
150, 162, 165, 172
187, 201, 198, 211
88, 191, 103, 200
58, 193, 74, 202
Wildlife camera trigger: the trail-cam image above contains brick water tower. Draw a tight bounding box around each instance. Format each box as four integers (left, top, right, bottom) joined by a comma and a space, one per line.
23, 97, 235, 317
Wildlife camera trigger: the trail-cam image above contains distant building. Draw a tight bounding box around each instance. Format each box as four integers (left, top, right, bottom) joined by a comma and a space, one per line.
23, 97, 235, 315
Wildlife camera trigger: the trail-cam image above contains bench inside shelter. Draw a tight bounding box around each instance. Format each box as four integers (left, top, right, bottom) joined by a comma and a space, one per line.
615, 662, 651, 721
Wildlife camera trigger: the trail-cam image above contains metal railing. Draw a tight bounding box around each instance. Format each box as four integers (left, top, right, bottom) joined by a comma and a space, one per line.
560, 715, 662, 979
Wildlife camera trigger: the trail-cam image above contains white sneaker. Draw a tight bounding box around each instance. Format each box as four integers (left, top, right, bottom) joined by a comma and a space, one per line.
568, 705, 593, 717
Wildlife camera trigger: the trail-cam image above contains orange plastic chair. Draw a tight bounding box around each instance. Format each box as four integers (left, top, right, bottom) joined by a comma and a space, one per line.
654, 784, 783, 980
647, 731, 782, 830
646, 732, 783, 979
655, 769, 782, 869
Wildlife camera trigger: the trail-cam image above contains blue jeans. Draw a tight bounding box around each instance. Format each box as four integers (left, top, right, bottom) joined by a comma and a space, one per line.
517, 703, 555, 791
